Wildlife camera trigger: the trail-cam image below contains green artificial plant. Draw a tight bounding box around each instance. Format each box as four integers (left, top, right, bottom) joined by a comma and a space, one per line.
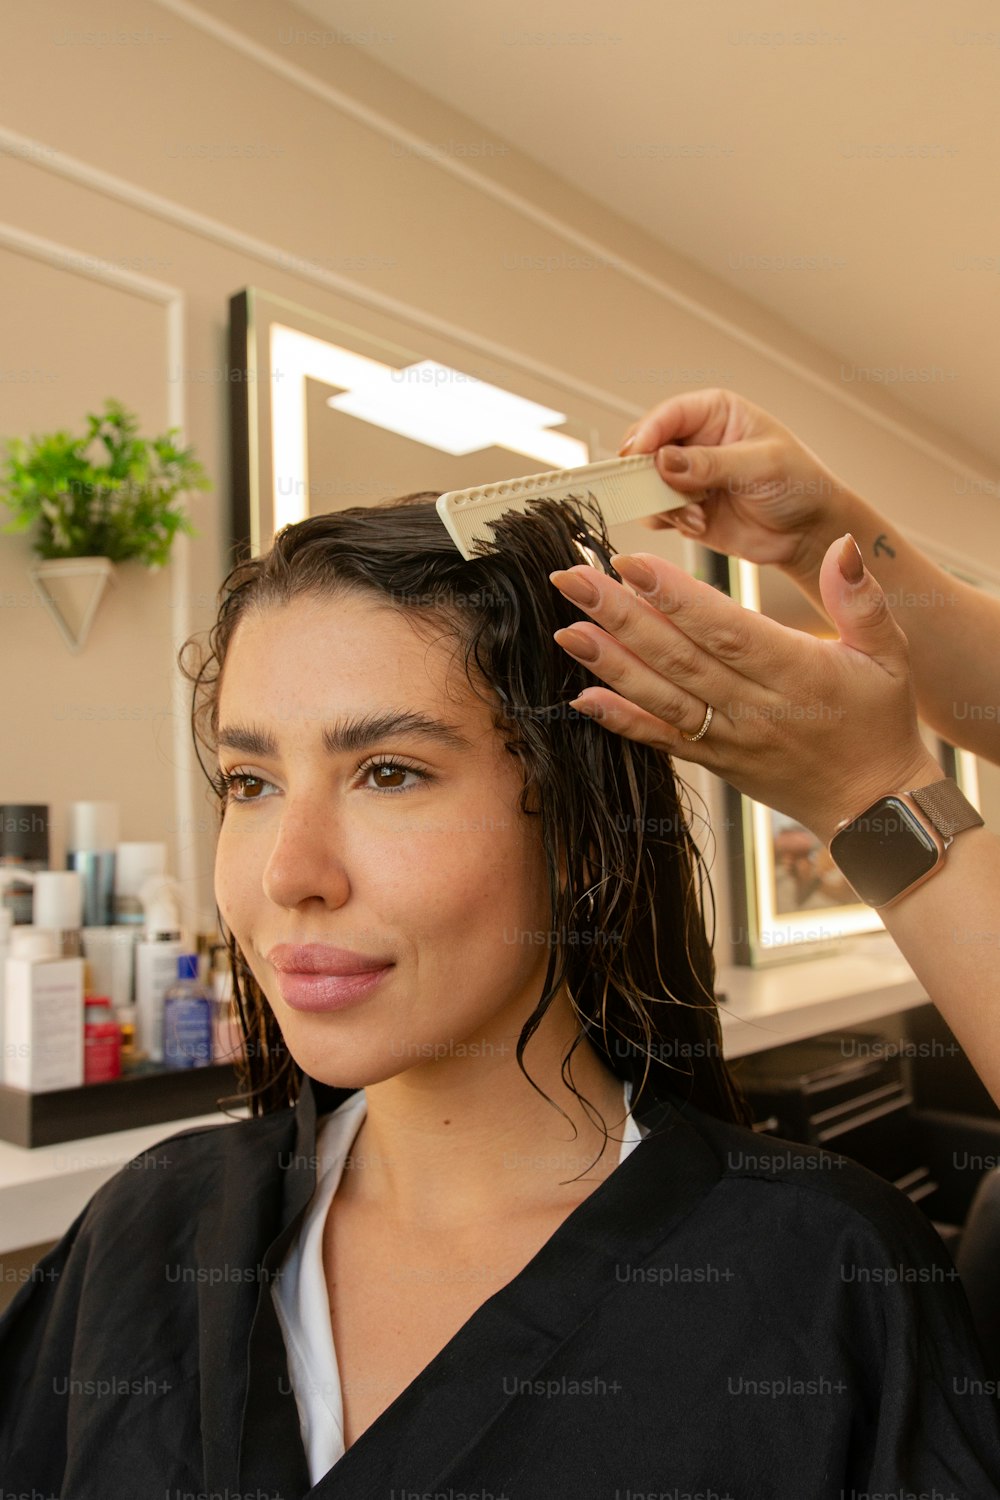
0, 398, 211, 568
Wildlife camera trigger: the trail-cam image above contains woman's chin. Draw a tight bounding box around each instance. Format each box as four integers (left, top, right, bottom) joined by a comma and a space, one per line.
279, 1034, 415, 1091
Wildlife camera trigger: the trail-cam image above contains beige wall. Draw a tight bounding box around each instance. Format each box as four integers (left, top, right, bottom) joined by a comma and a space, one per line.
1, 0, 998, 962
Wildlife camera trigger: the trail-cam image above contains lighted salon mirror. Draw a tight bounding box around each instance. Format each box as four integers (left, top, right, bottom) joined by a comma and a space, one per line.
714, 550, 996, 967
228, 287, 604, 559
226, 289, 705, 580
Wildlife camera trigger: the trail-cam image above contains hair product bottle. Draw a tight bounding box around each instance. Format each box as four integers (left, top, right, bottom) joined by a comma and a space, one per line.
83, 987, 122, 1085
66, 801, 119, 927
32, 871, 84, 958
134, 875, 184, 1065
114, 842, 167, 925
0, 805, 49, 925
163, 955, 213, 1070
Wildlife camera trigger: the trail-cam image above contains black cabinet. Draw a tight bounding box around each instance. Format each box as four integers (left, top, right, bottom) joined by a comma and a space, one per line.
731, 1030, 942, 1219
730, 1006, 1000, 1242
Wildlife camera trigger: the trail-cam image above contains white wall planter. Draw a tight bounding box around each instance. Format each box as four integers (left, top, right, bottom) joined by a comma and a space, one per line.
28, 555, 117, 653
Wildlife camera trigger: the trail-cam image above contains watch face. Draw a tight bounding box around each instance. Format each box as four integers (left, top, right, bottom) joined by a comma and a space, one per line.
829, 796, 940, 906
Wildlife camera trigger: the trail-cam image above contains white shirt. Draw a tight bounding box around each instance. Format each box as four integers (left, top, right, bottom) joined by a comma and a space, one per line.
272, 1080, 650, 1487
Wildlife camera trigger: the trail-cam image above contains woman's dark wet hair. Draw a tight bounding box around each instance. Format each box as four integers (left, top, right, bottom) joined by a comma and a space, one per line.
180, 490, 755, 1162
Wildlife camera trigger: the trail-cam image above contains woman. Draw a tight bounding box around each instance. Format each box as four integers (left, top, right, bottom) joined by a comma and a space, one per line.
0, 491, 997, 1498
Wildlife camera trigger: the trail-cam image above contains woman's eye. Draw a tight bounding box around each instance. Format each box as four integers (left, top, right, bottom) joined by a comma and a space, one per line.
217, 771, 276, 803
359, 760, 429, 795
214, 760, 429, 804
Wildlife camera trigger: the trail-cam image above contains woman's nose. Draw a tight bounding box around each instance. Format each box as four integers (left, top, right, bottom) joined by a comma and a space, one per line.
261, 800, 350, 910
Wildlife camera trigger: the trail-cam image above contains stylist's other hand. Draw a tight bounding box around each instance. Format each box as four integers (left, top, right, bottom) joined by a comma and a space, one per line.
551, 533, 943, 848
619, 387, 851, 576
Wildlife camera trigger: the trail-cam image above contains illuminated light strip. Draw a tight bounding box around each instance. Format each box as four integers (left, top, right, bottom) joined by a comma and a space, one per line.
270, 326, 588, 530
328, 359, 587, 467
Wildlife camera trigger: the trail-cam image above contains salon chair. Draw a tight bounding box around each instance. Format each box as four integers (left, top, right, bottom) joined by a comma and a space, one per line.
910, 1108, 1000, 1386
955, 1165, 1000, 1385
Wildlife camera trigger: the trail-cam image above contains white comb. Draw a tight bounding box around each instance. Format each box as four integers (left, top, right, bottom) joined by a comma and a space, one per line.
435, 452, 690, 560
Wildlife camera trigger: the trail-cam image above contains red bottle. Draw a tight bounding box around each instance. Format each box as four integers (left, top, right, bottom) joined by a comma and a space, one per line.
84, 995, 122, 1083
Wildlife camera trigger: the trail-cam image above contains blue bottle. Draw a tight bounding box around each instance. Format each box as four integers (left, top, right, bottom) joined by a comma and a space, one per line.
163, 954, 213, 1069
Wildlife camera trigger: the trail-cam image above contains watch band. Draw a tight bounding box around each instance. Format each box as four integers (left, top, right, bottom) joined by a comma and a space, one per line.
909, 778, 984, 842
828, 775, 984, 911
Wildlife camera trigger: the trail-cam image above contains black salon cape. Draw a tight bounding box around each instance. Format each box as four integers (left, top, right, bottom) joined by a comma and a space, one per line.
1, 1075, 999, 1500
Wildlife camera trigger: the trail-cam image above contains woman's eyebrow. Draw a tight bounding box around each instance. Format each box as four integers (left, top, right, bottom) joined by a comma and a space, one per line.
216, 710, 472, 758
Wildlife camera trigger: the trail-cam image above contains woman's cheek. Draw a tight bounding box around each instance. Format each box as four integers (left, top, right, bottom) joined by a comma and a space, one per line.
214, 825, 254, 941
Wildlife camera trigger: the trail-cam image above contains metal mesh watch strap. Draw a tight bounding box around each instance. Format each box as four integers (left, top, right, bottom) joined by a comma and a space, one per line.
909, 778, 985, 840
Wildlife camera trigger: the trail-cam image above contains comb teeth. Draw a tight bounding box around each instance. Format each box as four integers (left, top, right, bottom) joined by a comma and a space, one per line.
436, 453, 690, 559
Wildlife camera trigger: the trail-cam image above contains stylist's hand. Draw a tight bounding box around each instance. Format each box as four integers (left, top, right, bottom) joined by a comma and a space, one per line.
549, 533, 944, 847
619, 387, 854, 576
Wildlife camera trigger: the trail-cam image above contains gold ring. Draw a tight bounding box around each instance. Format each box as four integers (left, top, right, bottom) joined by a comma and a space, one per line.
681, 704, 714, 743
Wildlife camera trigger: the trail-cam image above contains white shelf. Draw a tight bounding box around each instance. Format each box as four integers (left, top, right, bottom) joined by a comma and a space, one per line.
719, 931, 927, 1057
0, 1108, 246, 1256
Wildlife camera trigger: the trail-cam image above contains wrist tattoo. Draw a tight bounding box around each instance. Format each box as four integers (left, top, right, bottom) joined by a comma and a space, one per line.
873, 533, 896, 559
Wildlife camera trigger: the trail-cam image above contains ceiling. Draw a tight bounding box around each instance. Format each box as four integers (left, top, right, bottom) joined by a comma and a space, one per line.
292, 0, 1000, 470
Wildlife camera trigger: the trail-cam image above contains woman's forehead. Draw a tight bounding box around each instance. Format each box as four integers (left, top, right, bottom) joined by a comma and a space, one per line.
226, 594, 443, 669
217, 597, 488, 731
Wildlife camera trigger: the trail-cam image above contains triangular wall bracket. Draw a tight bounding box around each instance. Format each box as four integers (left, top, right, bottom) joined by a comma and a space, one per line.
29, 556, 117, 653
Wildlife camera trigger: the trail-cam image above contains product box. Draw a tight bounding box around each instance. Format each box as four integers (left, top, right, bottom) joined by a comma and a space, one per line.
4, 954, 84, 1092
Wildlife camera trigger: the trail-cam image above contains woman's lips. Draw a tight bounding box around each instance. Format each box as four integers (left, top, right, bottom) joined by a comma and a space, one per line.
274, 965, 393, 1013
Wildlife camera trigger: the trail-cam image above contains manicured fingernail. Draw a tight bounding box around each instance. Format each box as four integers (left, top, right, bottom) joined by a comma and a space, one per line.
610, 555, 656, 592
618, 434, 635, 454
838, 532, 864, 585
554, 627, 599, 661
657, 447, 689, 474
678, 504, 706, 532
549, 568, 599, 606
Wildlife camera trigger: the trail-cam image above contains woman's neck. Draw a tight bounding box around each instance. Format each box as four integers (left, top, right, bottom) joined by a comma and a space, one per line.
335, 995, 631, 1234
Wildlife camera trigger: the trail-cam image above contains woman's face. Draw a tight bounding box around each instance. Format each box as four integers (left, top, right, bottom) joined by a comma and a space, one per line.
214, 591, 559, 1087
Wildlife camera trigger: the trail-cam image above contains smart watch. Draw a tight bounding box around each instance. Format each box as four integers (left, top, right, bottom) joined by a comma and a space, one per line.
828, 777, 984, 910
